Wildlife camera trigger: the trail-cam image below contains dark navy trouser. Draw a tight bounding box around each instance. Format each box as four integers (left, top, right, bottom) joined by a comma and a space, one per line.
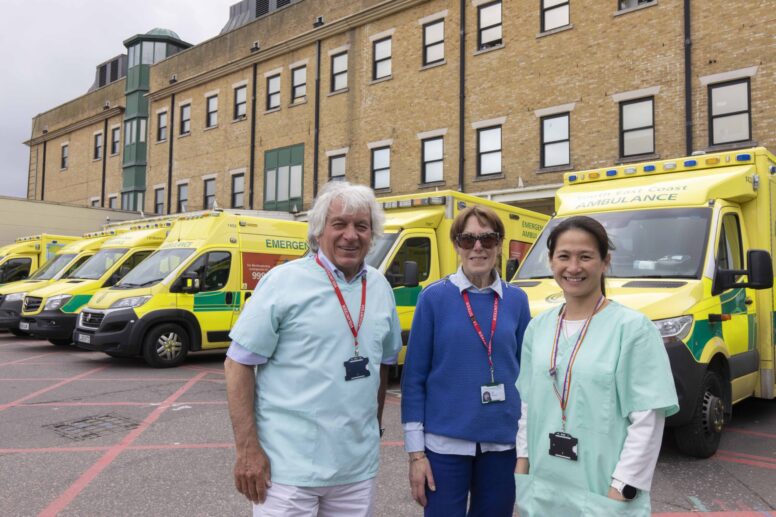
424, 445, 517, 517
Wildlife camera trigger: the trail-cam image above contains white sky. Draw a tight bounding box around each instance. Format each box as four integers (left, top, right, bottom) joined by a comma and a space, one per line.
0, 0, 237, 198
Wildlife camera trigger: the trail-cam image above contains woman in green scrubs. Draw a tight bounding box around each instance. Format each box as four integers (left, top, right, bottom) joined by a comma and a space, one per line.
515, 216, 678, 516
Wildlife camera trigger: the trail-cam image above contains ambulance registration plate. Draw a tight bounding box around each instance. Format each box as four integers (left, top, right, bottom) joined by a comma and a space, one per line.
19, 321, 29, 331
77, 333, 91, 344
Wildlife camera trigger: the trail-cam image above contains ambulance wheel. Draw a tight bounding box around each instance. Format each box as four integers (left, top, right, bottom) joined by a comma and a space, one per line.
48, 338, 72, 346
143, 323, 189, 368
10, 329, 29, 337
674, 370, 725, 458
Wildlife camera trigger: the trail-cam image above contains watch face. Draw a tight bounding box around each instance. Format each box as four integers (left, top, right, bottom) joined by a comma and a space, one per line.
622, 485, 638, 500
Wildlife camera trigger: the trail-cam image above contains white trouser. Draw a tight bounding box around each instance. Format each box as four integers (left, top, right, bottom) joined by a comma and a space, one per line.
253, 478, 375, 517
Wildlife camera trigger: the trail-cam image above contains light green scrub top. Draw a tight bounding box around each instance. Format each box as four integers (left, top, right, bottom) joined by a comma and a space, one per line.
515, 301, 679, 517
230, 257, 403, 487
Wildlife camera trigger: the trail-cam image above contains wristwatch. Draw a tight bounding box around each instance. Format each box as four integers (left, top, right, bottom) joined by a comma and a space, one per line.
611, 479, 638, 500
380, 427, 385, 438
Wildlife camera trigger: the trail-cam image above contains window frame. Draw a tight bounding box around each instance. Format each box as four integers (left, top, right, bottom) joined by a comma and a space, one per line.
708, 78, 751, 147
476, 125, 502, 176
60, 144, 69, 169
177, 183, 189, 213
372, 37, 392, 81
205, 95, 218, 128
266, 74, 281, 110
371, 146, 391, 189
540, 113, 571, 168
422, 19, 445, 66
93, 132, 103, 160
541, 0, 570, 32
154, 187, 164, 214
110, 127, 120, 155
618, 0, 656, 11
233, 85, 247, 120
330, 51, 348, 92
619, 96, 655, 158
329, 154, 346, 180
477, 0, 503, 50
108, 195, 118, 209
421, 137, 444, 183
291, 66, 307, 103
179, 104, 191, 136
203, 178, 216, 209
231, 173, 245, 208
157, 111, 168, 142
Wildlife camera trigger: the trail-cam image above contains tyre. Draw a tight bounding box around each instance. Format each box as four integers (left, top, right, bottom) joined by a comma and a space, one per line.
142, 323, 189, 368
674, 370, 726, 458
10, 328, 29, 338
48, 338, 72, 346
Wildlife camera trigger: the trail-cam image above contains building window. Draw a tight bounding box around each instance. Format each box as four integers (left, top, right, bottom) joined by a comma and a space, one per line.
331, 52, 348, 92
618, 0, 655, 11
91, 198, 100, 207
204, 178, 216, 209
264, 144, 304, 212
177, 184, 188, 213
111, 127, 120, 155
620, 97, 654, 157
373, 37, 392, 80
108, 195, 118, 209
231, 174, 245, 208
93, 133, 103, 160
541, 113, 570, 168
371, 147, 391, 189
477, 126, 501, 176
267, 74, 281, 110
291, 66, 306, 102
423, 20, 444, 66
125, 120, 136, 145
154, 187, 164, 214
61, 144, 69, 169
422, 137, 444, 183
709, 79, 751, 146
206, 95, 218, 128
180, 104, 191, 135
541, 0, 569, 32
157, 112, 168, 141
329, 154, 346, 180
234, 85, 247, 119
138, 118, 146, 143
478, 1, 502, 50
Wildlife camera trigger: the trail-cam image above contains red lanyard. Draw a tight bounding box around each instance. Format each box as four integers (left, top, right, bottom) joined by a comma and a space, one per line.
315, 255, 367, 356
549, 295, 605, 430
461, 291, 499, 383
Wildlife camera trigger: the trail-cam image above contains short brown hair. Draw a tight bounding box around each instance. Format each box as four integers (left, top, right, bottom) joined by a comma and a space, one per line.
449, 205, 505, 243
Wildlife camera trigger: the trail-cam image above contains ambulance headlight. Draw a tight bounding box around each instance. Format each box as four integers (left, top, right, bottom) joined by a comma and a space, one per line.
653, 315, 693, 340
44, 295, 72, 311
109, 295, 151, 309
5, 292, 25, 302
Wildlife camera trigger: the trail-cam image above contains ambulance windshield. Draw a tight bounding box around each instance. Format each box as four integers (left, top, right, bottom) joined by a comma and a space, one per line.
70, 249, 128, 280
365, 232, 399, 269
516, 207, 711, 280
115, 248, 195, 288
29, 254, 77, 280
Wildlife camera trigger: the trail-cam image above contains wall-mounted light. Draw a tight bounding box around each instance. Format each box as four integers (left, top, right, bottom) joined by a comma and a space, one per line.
103, 101, 111, 110
250, 41, 260, 52
313, 16, 324, 28
169, 74, 177, 84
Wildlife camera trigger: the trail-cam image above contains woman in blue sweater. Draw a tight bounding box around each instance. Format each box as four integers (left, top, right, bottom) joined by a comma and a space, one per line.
401, 205, 531, 517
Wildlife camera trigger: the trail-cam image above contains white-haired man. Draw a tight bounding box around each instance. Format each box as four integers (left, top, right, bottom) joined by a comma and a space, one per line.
225, 182, 402, 516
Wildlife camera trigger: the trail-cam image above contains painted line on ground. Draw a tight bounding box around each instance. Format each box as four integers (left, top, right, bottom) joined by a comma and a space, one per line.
727, 427, 776, 440
1, 442, 235, 455
654, 512, 774, 517
717, 449, 776, 465
714, 451, 776, 470
0, 352, 59, 367
180, 365, 225, 375
0, 366, 109, 412
0, 377, 193, 382
15, 400, 227, 408
37, 371, 208, 517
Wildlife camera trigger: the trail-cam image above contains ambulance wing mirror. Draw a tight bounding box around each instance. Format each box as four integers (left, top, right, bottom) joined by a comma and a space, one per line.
178, 272, 201, 294
403, 261, 419, 288
712, 249, 773, 296
505, 258, 520, 282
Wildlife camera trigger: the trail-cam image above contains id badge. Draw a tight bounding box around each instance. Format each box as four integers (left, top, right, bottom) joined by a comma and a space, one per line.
344, 356, 370, 381
549, 431, 578, 461
481, 383, 505, 404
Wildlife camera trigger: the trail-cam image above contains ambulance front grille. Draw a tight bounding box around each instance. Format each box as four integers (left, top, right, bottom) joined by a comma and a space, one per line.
80, 310, 104, 329
23, 296, 42, 312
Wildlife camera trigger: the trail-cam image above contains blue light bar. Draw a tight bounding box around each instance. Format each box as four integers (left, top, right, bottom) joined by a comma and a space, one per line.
736, 153, 752, 161
568, 175, 578, 182
606, 169, 617, 177
684, 160, 697, 167
644, 165, 656, 172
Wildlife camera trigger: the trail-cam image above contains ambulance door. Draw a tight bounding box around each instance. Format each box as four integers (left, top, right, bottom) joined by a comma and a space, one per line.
176, 251, 237, 349
715, 211, 753, 361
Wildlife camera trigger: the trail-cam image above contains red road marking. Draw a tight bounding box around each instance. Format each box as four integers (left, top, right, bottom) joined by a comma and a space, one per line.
717, 449, 776, 464
727, 427, 776, 439
181, 364, 225, 375
0, 352, 59, 367
0, 366, 108, 412
38, 371, 208, 517
654, 513, 775, 516
15, 400, 227, 408
715, 452, 776, 470
0, 442, 234, 455
0, 377, 191, 382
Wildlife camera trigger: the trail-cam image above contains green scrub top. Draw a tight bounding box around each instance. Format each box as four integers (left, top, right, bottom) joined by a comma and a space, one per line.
515, 301, 679, 517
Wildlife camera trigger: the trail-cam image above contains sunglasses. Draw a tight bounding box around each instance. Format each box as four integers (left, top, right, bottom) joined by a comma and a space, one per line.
455, 232, 502, 250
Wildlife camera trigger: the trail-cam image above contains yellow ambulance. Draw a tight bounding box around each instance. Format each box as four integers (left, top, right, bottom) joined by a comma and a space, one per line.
366, 191, 549, 365
73, 210, 308, 367
19, 223, 170, 346
0, 234, 79, 285
0, 230, 121, 336
513, 147, 776, 457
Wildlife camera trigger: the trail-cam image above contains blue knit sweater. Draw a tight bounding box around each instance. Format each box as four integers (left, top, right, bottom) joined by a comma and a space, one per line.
401, 277, 531, 444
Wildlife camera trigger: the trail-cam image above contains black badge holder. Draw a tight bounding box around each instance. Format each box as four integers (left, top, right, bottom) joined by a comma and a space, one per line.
344, 356, 370, 381
549, 431, 578, 461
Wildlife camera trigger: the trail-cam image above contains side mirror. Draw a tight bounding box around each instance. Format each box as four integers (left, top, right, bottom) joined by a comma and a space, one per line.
505, 258, 520, 282
179, 272, 201, 294
403, 261, 419, 288
712, 249, 773, 296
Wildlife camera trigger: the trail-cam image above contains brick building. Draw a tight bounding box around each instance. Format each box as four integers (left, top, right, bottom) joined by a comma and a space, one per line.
25, 0, 776, 215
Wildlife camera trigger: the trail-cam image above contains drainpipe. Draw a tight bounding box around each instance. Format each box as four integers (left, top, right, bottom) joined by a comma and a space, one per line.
457, 0, 466, 192
101, 118, 108, 207
313, 39, 322, 198
249, 63, 258, 209
41, 141, 47, 201
683, 0, 693, 155
167, 93, 175, 215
